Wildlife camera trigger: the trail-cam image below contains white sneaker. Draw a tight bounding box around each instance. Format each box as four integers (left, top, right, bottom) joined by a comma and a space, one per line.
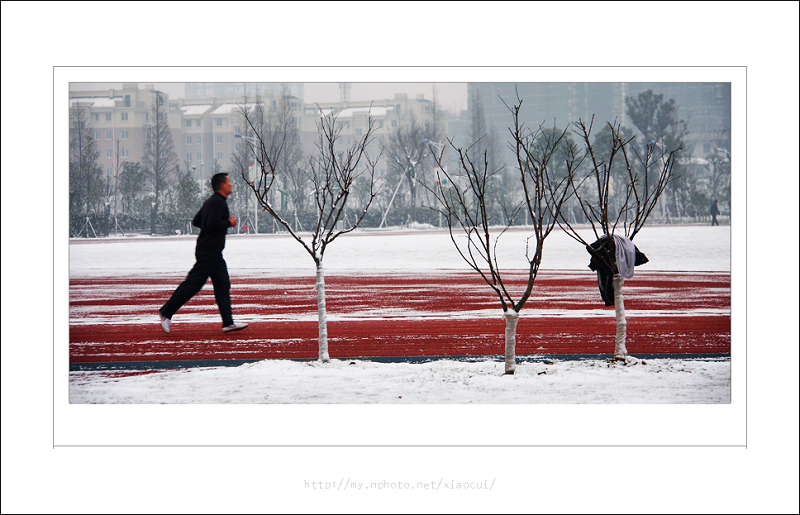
159, 312, 171, 334
223, 322, 248, 333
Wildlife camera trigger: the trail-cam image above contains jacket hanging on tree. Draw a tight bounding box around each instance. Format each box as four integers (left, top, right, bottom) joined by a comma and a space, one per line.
587, 235, 649, 306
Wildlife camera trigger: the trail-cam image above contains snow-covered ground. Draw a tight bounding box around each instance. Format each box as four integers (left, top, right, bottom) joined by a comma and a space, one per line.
65, 225, 734, 406
69, 223, 732, 277
69, 356, 731, 405
61, 225, 737, 421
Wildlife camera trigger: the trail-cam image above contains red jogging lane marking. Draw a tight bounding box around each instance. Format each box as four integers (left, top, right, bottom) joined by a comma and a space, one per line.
69, 271, 730, 364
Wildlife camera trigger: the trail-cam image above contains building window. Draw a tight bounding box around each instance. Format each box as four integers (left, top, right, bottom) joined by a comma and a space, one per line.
391, 120, 397, 128
216, 135, 223, 144
106, 149, 113, 158
106, 130, 112, 140
121, 112, 128, 121
105, 113, 112, 122
185, 119, 192, 128
121, 130, 129, 140
122, 148, 130, 158
94, 113, 100, 122
94, 130, 100, 140
186, 136, 193, 145
196, 153, 202, 161
216, 152, 223, 161
187, 153, 192, 162
196, 135, 201, 144
124, 95, 131, 108
196, 119, 201, 127
216, 118, 222, 127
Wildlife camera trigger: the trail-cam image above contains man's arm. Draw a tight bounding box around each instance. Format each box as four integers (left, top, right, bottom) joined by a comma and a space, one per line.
203, 197, 233, 233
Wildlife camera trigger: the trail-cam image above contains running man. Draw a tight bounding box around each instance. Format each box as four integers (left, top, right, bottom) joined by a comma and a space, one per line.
158, 172, 248, 334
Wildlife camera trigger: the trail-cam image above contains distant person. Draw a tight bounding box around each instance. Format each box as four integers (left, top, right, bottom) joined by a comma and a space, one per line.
710, 199, 720, 226
158, 173, 248, 334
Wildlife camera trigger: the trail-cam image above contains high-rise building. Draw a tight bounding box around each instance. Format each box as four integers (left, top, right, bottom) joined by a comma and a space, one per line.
469, 82, 731, 159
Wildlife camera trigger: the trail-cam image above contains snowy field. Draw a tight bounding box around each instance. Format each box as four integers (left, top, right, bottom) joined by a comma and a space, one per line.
64, 224, 734, 408
69, 223, 732, 277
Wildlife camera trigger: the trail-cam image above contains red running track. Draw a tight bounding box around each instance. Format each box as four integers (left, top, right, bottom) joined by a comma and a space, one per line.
69, 270, 730, 366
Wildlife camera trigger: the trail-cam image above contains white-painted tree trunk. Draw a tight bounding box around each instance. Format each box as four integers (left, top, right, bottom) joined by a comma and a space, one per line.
613, 273, 627, 360
315, 262, 330, 362
503, 310, 520, 374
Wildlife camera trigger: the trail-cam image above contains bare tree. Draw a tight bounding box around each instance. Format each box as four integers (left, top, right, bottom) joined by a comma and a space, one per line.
559, 117, 682, 360
230, 95, 263, 232
705, 127, 731, 211
240, 105, 380, 362
428, 96, 572, 374
274, 86, 309, 232
110, 140, 123, 216
381, 116, 436, 225
625, 90, 688, 221
143, 91, 178, 208
69, 103, 104, 215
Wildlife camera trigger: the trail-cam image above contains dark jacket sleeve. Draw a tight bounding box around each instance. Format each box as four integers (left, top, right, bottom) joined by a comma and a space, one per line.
192, 209, 202, 228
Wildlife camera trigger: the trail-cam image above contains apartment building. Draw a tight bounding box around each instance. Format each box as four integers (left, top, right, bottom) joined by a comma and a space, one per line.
69, 84, 440, 190
69, 83, 166, 182
69, 83, 249, 187
299, 93, 438, 177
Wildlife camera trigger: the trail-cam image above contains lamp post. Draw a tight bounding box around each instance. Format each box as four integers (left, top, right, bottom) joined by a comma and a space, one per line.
423, 139, 447, 227
234, 132, 259, 234
192, 161, 204, 190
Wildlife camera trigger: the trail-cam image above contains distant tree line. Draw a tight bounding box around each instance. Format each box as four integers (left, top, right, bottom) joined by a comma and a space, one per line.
69, 96, 207, 236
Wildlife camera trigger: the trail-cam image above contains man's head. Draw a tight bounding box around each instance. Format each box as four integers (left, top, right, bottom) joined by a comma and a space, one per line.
211, 173, 232, 197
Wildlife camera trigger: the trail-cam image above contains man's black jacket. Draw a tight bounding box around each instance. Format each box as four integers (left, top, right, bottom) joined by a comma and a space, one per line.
192, 191, 231, 255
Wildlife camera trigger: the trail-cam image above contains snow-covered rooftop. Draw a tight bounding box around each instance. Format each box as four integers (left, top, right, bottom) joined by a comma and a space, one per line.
310, 106, 395, 120
180, 105, 212, 116
212, 103, 243, 115
70, 97, 122, 108
327, 106, 394, 119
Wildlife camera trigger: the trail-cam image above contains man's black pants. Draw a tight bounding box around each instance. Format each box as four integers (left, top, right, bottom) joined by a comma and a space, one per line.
160, 251, 233, 327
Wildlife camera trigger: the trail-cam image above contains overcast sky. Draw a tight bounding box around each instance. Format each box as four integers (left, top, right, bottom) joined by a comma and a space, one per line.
69, 82, 468, 112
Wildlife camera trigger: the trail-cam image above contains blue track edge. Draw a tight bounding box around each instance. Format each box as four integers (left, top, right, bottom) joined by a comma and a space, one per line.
70, 353, 731, 372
